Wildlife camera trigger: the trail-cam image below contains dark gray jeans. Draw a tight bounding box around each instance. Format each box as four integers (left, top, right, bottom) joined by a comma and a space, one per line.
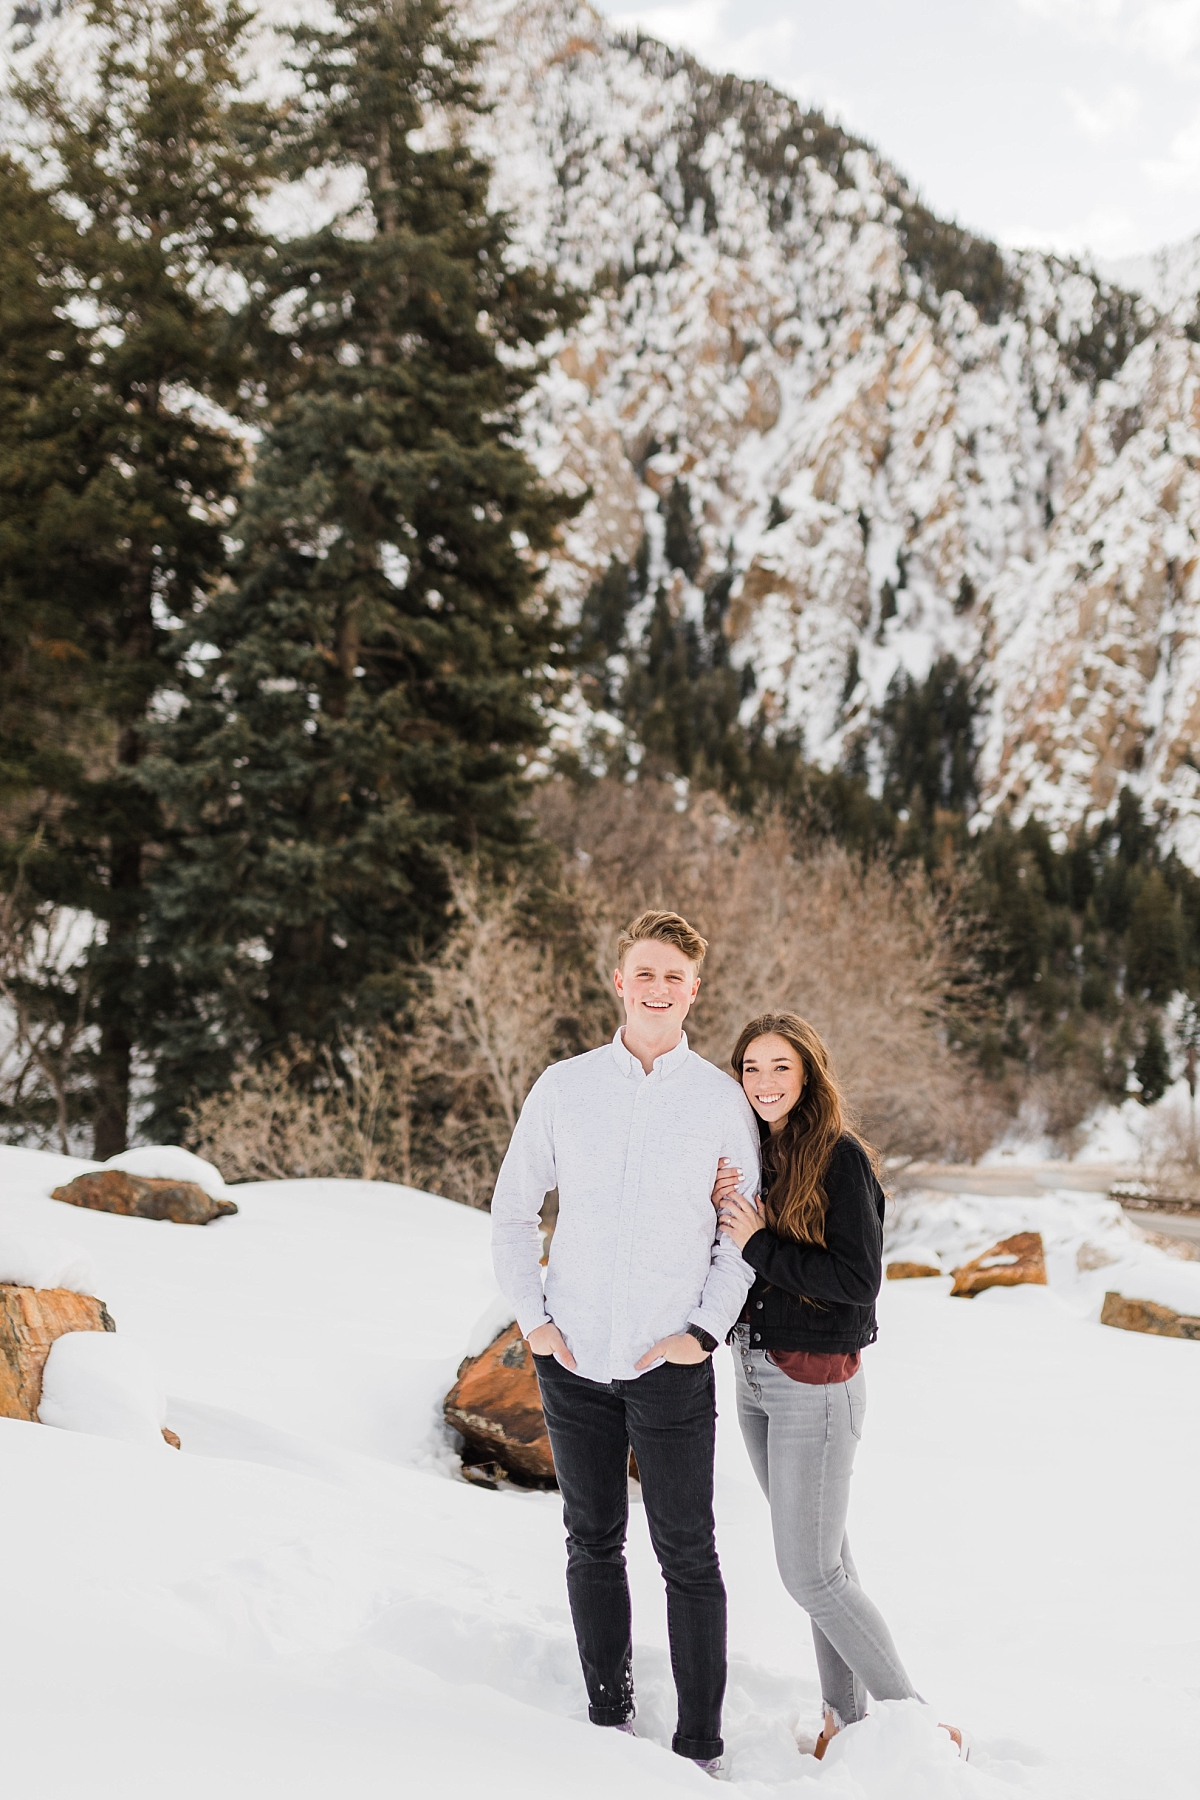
534, 1350, 726, 1760
732, 1329, 918, 1724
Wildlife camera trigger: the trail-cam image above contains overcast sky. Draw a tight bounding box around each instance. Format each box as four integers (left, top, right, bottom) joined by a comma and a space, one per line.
592, 0, 1200, 261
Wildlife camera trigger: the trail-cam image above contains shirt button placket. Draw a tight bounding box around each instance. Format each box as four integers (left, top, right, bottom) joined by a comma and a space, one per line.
612, 1070, 651, 1372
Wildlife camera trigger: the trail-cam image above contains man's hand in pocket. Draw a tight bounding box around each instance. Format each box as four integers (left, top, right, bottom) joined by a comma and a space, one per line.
635, 1332, 708, 1370
526, 1321, 577, 1369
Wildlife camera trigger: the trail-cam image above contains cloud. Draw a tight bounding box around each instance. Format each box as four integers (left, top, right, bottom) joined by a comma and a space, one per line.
1064, 81, 1142, 135
1019, 0, 1200, 66
603, 0, 802, 77
1142, 110, 1200, 185
1126, 0, 1200, 61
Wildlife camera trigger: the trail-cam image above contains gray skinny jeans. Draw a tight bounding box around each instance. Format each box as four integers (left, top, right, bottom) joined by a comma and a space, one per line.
732, 1330, 918, 1724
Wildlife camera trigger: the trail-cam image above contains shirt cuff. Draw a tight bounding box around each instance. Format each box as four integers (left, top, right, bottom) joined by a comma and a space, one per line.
516, 1301, 551, 1336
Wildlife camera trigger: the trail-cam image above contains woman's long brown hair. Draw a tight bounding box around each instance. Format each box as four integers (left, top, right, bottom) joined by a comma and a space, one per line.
731, 1013, 878, 1246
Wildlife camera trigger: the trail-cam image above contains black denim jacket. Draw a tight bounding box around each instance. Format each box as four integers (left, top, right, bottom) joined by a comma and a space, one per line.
734, 1136, 885, 1355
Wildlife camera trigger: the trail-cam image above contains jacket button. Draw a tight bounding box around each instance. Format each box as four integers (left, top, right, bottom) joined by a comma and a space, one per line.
752, 1333, 761, 1343
755, 1301, 763, 1310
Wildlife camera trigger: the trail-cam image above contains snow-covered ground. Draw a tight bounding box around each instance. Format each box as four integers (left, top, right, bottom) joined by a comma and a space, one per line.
2, 1143, 1198, 1798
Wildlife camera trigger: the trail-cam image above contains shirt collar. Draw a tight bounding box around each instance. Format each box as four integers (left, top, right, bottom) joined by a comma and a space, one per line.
610, 1025, 691, 1080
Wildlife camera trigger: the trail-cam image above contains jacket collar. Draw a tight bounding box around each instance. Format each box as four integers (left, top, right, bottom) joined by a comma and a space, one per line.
610, 1025, 691, 1081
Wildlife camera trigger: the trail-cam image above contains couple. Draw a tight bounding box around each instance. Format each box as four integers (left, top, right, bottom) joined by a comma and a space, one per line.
491, 909, 961, 1774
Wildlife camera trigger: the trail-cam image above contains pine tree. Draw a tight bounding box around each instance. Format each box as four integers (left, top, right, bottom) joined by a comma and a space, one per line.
15, 0, 269, 1151
1125, 867, 1185, 1004
1133, 1015, 1171, 1107
145, 0, 581, 1130
0, 155, 98, 871
0, 157, 109, 1145
879, 653, 977, 821
663, 478, 702, 580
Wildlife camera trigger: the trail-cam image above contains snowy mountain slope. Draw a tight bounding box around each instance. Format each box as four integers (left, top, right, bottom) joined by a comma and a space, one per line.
466, 0, 1200, 850
978, 330, 1200, 860
7, 0, 1200, 853
2, 1144, 1200, 1797
1103, 235, 1200, 322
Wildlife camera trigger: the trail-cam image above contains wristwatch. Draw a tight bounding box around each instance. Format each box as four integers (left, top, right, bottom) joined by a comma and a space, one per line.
686, 1323, 718, 1354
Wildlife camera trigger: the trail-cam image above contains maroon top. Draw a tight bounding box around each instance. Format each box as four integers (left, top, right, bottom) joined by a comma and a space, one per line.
768, 1349, 861, 1385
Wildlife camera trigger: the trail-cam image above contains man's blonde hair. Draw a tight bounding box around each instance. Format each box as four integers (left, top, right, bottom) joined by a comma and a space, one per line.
616, 909, 708, 970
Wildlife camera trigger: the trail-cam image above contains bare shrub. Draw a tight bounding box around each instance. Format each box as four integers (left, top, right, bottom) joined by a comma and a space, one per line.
540, 780, 997, 1163
186, 1031, 413, 1185
409, 867, 605, 1206
188, 783, 1001, 1201
185, 868, 606, 1205
1135, 1094, 1200, 1199
1015, 1059, 1109, 1159
695, 830, 994, 1162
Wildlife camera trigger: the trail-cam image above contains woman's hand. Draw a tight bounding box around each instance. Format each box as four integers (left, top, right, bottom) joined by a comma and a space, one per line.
711, 1156, 745, 1210
717, 1188, 764, 1252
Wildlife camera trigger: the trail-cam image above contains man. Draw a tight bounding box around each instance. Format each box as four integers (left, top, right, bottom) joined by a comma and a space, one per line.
491, 909, 761, 1773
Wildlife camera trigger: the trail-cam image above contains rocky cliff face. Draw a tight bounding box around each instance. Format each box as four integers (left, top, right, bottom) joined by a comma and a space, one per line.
470, 0, 1200, 859
9, 0, 1200, 858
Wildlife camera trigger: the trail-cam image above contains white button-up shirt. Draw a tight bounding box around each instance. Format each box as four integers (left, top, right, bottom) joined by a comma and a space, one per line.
490, 1029, 761, 1382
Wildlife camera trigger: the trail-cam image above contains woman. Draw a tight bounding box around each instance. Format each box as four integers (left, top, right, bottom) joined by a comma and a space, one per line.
712, 1012, 963, 1760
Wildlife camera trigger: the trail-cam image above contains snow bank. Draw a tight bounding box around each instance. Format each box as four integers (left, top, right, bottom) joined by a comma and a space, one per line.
981, 1075, 1196, 1170
464, 1289, 518, 1357
887, 1185, 1200, 1318
3, 1139, 1199, 1798
0, 1146, 102, 1292
818, 1701, 1004, 1797
0, 1227, 95, 1295
0, 1145, 502, 1462
38, 1330, 168, 1449
104, 1144, 230, 1196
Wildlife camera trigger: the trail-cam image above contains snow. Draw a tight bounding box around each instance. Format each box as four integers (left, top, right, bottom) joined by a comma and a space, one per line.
38, 1329, 169, 1449
1102, 235, 1200, 321
1073, 1092, 1160, 1165
103, 1144, 231, 1196
888, 1185, 1200, 1317
1, 1141, 1198, 1796
0, 1223, 95, 1295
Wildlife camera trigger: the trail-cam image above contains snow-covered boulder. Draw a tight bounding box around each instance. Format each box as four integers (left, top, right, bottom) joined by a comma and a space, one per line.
950, 1231, 1048, 1298
443, 1321, 555, 1485
38, 1330, 171, 1449
52, 1169, 237, 1226
0, 1283, 116, 1421
1100, 1292, 1200, 1340
104, 1145, 229, 1198
888, 1184, 1200, 1317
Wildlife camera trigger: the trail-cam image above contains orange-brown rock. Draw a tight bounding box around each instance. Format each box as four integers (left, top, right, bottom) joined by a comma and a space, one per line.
52, 1169, 237, 1226
950, 1232, 1047, 1298
1100, 1292, 1200, 1340
162, 1427, 182, 1449
444, 1322, 556, 1485
886, 1261, 942, 1280
0, 1284, 116, 1421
